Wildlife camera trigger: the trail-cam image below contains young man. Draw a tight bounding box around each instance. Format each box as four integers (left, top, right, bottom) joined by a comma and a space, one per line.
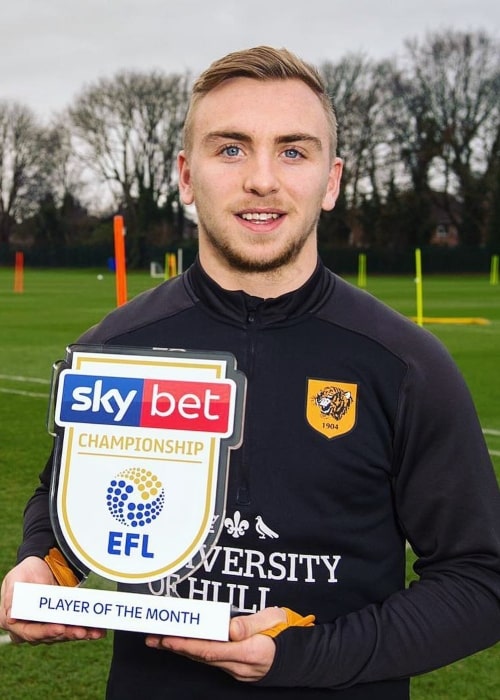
1, 46, 500, 699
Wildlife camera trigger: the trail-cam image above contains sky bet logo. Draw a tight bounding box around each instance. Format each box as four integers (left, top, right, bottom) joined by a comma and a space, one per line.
55, 371, 234, 434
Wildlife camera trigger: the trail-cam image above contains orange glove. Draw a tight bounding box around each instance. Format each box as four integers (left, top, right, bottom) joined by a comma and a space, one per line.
44, 547, 80, 587
260, 607, 315, 638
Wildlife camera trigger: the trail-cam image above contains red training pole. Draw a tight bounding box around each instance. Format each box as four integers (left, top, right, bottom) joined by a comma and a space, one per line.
14, 251, 24, 293
113, 215, 127, 307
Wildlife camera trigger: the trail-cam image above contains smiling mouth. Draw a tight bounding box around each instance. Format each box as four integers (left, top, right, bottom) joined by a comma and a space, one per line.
239, 212, 283, 222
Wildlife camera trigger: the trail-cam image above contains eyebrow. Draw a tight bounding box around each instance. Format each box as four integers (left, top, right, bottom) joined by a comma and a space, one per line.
203, 131, 324, 151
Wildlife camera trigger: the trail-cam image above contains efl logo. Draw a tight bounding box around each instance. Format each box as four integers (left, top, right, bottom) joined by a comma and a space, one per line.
56, 371, 234, 434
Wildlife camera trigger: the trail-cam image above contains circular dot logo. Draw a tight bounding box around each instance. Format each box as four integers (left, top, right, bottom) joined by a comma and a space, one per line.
106, 468, 165, 528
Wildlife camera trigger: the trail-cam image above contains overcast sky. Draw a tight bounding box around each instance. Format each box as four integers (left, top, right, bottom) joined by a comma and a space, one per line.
1, 0, 499, 120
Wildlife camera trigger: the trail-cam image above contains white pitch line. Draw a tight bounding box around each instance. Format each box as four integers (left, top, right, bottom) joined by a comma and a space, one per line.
0, 374, 50, 384
490, 451, 500, 457
483, 429, 500, 437
0, 634, 11, 645
0, 388, 48, 398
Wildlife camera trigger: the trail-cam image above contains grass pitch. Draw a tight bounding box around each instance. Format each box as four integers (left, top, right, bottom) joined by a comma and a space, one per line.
0, 267, 499, 699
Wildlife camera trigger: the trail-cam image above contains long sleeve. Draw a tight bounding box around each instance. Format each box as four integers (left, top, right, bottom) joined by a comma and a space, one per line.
16, 451, 58, 563
260, 333, 500, 689
11, 262, 500, 698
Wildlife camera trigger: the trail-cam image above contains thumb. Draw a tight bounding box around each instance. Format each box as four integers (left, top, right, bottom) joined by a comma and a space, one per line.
229, 607, 286, 641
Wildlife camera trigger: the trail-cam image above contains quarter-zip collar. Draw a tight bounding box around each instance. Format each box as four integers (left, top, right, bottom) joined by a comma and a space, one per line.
185, 256, 335, 326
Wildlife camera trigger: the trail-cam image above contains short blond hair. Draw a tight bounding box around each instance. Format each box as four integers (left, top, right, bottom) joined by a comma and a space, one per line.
183, 46, 337, 158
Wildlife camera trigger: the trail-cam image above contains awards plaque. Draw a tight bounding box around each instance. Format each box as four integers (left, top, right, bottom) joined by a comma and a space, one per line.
12, 344, 246, 640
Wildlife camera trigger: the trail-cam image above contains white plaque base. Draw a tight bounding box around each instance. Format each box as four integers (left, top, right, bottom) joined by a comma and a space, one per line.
12, 582, 230, 641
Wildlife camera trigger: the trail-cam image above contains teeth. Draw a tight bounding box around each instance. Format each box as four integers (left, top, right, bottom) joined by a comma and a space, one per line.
241, 212, 280, 221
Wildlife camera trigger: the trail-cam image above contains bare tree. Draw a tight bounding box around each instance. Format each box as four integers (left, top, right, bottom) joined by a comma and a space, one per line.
43, 118, 84, 207
0, 101, 49, 244
483, 121, 500, 246
320, 55, 396, 246
402, 30, 500, 244
30, 118, 96, 246
69, 70, 190, 264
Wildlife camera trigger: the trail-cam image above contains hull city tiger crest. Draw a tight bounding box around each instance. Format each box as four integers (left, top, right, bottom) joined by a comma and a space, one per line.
48, 345, 246, 586
306, 378, 358, 439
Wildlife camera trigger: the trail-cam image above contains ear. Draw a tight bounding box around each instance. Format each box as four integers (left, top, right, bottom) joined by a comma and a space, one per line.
321, 158, 343, 212
177, 151, 194, 205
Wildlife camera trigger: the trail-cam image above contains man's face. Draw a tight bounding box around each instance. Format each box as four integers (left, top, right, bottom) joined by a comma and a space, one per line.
178, 77, 342, 282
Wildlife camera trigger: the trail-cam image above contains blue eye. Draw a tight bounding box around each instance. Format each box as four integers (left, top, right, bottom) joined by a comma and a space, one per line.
284, 148, 302, 159
223, 145, 241, 157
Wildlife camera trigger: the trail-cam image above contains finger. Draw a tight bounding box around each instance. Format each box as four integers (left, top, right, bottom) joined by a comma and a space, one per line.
146, 634, 229, 662
8, 620, 66, 643
229, 606, 286, 641
145, 633, 276, 681
8, 620, 105, 645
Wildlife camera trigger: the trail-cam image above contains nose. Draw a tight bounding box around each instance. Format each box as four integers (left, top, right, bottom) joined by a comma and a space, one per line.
243, 153, 280, 196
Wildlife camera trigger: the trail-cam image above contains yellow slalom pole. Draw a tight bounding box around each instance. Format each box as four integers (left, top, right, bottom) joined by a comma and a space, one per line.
415, 248, 424, 327
358, 253, 367, 288
170, 252, 177, 277
490, 255, 499, 286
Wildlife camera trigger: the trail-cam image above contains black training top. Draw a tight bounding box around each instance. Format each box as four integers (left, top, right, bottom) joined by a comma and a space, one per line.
19, 258, 500, 699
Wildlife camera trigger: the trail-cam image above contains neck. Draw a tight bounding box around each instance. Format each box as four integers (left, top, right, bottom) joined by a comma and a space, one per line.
198, 230, 319, 297
198, 251, 318, 298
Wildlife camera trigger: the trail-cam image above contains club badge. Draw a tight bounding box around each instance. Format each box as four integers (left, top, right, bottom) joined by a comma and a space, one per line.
306, 378, 358, 439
